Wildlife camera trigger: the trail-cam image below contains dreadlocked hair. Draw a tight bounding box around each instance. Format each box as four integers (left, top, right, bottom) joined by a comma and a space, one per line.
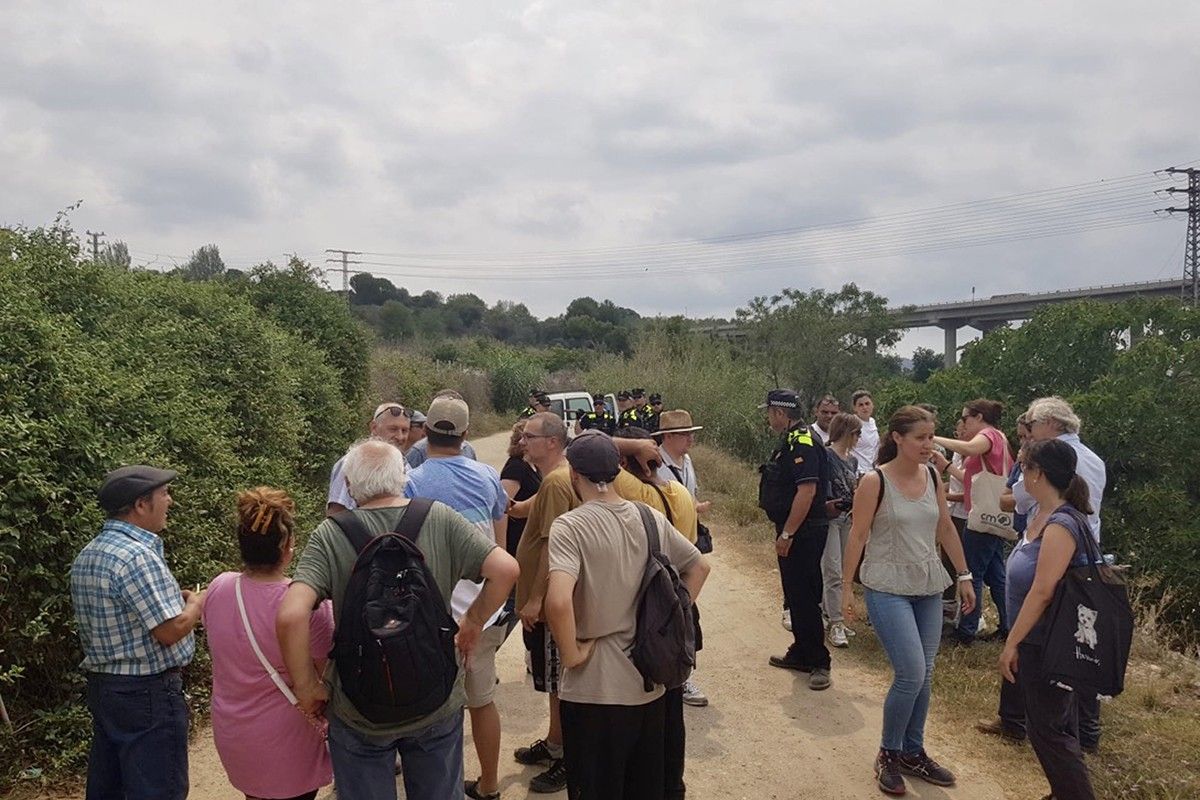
235, 487, 296, 569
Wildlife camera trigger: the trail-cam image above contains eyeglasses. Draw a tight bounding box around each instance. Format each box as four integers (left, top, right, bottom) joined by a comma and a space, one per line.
373, 405, 412, 421
519, 432, 554, 440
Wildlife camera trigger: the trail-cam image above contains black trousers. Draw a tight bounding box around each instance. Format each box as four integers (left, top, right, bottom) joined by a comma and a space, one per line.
561, 696, 666, 800
998, 658, 1101, 749
1017, 643, 1096, 800
777, 522, 832, 670
664, 687, 686, 799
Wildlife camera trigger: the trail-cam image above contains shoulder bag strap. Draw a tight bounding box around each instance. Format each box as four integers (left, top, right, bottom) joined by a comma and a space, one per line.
395, 497, 434, 543
235, 575, 299, 705
666, 463, 685, 485
648, 484, 675, 526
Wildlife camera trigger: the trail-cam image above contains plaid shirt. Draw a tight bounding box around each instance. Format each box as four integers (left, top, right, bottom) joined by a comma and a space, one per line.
70, 520, 194, 675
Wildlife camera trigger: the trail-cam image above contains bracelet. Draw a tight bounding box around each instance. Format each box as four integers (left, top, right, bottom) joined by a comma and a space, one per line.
956, 571, 973, 582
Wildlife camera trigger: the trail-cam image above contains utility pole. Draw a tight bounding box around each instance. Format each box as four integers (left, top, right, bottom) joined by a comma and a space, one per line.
1161, 167, 1199, 306
324, 249, 362, 303
86, 230, 106, 262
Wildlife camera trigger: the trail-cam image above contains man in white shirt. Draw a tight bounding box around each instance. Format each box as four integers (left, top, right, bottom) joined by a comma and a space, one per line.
849, 390, 880, 476
326, 401, 411, 515
810, 395, 839, 445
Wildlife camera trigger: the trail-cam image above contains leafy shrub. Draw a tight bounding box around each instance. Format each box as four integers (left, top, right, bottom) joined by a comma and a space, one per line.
0, 225, 366, 788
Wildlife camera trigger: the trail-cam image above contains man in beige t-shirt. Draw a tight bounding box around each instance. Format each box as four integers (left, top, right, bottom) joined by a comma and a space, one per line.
545, 431, 710, 800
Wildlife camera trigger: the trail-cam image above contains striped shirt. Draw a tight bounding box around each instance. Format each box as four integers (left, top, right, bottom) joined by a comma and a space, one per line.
70, 520, 193, 675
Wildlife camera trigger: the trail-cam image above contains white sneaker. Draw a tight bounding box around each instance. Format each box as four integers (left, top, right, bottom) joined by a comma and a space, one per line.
828, 621, 850, 648
781, 609, 792, 631
681, 679, 709, 707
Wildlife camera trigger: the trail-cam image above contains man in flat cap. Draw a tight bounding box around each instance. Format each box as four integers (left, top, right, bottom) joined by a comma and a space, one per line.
757, 389, 833, 691
71, 465, 205, 800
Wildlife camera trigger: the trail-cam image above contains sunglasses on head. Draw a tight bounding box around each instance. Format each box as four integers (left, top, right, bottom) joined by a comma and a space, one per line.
373, 405, 412, 421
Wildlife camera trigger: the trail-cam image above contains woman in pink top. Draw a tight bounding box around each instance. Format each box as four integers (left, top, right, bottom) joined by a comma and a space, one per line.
933, 399, 1013, 646
202, 488, 334, 800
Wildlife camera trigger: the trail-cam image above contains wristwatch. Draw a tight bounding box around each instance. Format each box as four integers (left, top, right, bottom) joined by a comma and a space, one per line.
778, 531, 794, 541
956, 570, 973, 582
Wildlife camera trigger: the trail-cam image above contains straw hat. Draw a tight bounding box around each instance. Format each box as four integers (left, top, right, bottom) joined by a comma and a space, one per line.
652, 409, 704, 437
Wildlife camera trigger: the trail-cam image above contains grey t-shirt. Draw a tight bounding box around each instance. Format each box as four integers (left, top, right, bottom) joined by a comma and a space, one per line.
549, 500, 700, 706
292, 502, 496, 736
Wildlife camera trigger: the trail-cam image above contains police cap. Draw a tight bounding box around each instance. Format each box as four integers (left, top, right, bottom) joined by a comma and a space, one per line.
758, 388, 801, 410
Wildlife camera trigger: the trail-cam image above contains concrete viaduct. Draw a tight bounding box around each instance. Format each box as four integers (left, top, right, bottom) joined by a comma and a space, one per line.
696, 278, 1185, 368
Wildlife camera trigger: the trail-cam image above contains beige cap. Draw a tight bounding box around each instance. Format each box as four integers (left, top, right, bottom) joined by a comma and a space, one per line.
427, 396, 469, 436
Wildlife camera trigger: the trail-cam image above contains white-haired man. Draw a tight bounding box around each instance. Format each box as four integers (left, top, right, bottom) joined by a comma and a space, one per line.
326, 402, 412, 515
278, 439, 519, 799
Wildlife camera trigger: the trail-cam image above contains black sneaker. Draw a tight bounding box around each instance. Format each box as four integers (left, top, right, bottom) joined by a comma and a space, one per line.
898, 749, 955, 787
514, 738, 560, 766
875, 749, 906, 796
768, 655, 813, 672
530, 758, 568, 793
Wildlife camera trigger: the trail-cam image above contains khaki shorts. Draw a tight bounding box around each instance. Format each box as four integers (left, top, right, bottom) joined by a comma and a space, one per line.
464, 623, 510, 708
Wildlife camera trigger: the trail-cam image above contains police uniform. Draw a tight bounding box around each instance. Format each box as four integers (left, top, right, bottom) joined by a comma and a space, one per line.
758, 390, 832, 674
617, 406, 643, 430
519, 406, 536, 419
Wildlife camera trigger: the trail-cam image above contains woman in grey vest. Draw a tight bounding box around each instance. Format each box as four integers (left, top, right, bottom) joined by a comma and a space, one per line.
842, 406, 976, 796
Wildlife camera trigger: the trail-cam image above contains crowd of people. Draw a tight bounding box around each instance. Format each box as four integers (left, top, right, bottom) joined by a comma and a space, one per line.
67, 377, 1113, 800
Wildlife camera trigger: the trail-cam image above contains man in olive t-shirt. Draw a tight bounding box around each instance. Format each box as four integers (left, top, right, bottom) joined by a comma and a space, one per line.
277, 440, 518, 800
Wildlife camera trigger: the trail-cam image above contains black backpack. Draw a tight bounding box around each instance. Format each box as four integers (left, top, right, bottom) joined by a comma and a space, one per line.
630, 503, 696, 692
329, 499, 459, 724
1039, 507, 1133, 698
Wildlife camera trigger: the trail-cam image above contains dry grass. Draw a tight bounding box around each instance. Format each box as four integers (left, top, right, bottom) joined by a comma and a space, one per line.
691, 443, 1200, 800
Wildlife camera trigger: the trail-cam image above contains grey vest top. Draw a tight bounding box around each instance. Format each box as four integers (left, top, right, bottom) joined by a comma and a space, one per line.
860, 468, 953, 597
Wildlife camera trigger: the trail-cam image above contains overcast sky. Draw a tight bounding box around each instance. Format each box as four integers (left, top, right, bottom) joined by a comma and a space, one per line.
3, 1, 1197, 356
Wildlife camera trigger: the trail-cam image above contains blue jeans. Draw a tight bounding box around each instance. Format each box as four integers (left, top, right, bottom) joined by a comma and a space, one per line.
864, 590, 943, 753
84, 670, 189, 800
327, 710, 464, 800
956, 528, 1010, 640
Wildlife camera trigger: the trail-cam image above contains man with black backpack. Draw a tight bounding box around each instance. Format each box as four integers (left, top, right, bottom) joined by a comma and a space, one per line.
545, 431, 710, 800
277, 439, 519, 800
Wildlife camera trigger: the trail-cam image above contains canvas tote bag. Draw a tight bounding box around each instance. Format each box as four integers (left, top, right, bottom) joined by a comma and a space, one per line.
966, 435, 1018, 541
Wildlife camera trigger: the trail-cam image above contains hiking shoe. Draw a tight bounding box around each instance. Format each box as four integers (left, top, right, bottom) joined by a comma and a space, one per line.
898, 749, 955, 787
781, 609, 792, 631
975, 717, 1026, 742
875, 749, 907, 796
464, 779, 500, 800
514, 738, 560, 766
809, 668, 832, 691
978, 628, 1009, 643
682, 679, 709, 707
768, 655, 812, 672
530, 758, 568, 793
828, 621, 850, 648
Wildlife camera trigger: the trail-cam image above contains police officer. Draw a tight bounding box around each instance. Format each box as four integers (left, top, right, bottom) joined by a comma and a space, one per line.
756, 389, 832, 691
520, 390, 551, 420
616, 390, 642, 430
645, 393, 664, 434
577, 393, 616, 436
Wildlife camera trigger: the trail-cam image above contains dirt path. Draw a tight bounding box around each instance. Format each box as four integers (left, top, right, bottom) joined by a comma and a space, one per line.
145, 432, 1014, 799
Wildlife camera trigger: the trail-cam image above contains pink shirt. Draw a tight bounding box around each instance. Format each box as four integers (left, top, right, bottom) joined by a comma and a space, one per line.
963, 427, 1010, 513
202, 571, 334, 798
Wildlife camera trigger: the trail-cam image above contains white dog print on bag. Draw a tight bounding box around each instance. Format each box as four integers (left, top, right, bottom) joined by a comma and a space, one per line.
1075, 604, 1098, 650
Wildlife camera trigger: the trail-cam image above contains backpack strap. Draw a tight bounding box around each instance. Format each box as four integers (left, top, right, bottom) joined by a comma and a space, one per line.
330, 497, 435, 554
635, 502, 662, 556
331, 511, 376, 554
395, 497, 434, 543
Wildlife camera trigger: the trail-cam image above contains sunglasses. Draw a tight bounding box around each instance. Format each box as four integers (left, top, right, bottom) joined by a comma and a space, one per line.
373, 405, 413, 421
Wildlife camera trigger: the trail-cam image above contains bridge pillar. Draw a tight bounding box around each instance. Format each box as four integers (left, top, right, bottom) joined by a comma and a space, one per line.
942, 325, 957, 368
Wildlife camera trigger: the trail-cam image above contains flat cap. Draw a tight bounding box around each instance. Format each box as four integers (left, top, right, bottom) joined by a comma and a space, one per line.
566, 430, 621, 484
758, 388, 801, 409
98, 465, 178, 513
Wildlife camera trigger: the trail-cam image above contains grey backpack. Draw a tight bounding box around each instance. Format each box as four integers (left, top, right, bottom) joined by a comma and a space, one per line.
630, 503, 696, 692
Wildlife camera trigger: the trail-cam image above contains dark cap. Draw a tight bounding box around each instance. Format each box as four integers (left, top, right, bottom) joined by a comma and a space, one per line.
592, 393, 605, 403
566, 430, 621, 483
533, 391, 551, 405
528, 387, 544, 397
631, 388, 646, 399
758, 388, 801, 410
617, 390, 631, 400
649, 393, 662, 404
98, 465, 178, 513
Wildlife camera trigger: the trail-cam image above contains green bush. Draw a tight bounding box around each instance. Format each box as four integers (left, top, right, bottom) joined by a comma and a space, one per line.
0, 225, 367, 789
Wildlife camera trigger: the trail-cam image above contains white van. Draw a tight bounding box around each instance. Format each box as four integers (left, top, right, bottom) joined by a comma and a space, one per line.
546, 391, 617, 438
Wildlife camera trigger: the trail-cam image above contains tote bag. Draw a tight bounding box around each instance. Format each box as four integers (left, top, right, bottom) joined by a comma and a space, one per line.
1040, 509, 1133, 698
966, 439, 1018, 541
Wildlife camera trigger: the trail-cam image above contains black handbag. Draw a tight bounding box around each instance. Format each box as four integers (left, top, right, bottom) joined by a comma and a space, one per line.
1039, 508, 1133, 698
665, 464, 714, 554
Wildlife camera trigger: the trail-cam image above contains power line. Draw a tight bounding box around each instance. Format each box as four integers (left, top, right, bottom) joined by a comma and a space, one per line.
86, 230, 106, 263
324, 249, 362, 301
1160, 167, 1199, 305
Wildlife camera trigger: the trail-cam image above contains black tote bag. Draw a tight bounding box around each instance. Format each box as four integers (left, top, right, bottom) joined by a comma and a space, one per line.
1040, 508, 1133, 698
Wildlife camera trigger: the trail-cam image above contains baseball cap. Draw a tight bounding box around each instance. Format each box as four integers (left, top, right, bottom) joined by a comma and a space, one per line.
98, 465, 178, 514
758, 388, 801, 409
566, 430, 621, 484
426, 396, 469, 436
